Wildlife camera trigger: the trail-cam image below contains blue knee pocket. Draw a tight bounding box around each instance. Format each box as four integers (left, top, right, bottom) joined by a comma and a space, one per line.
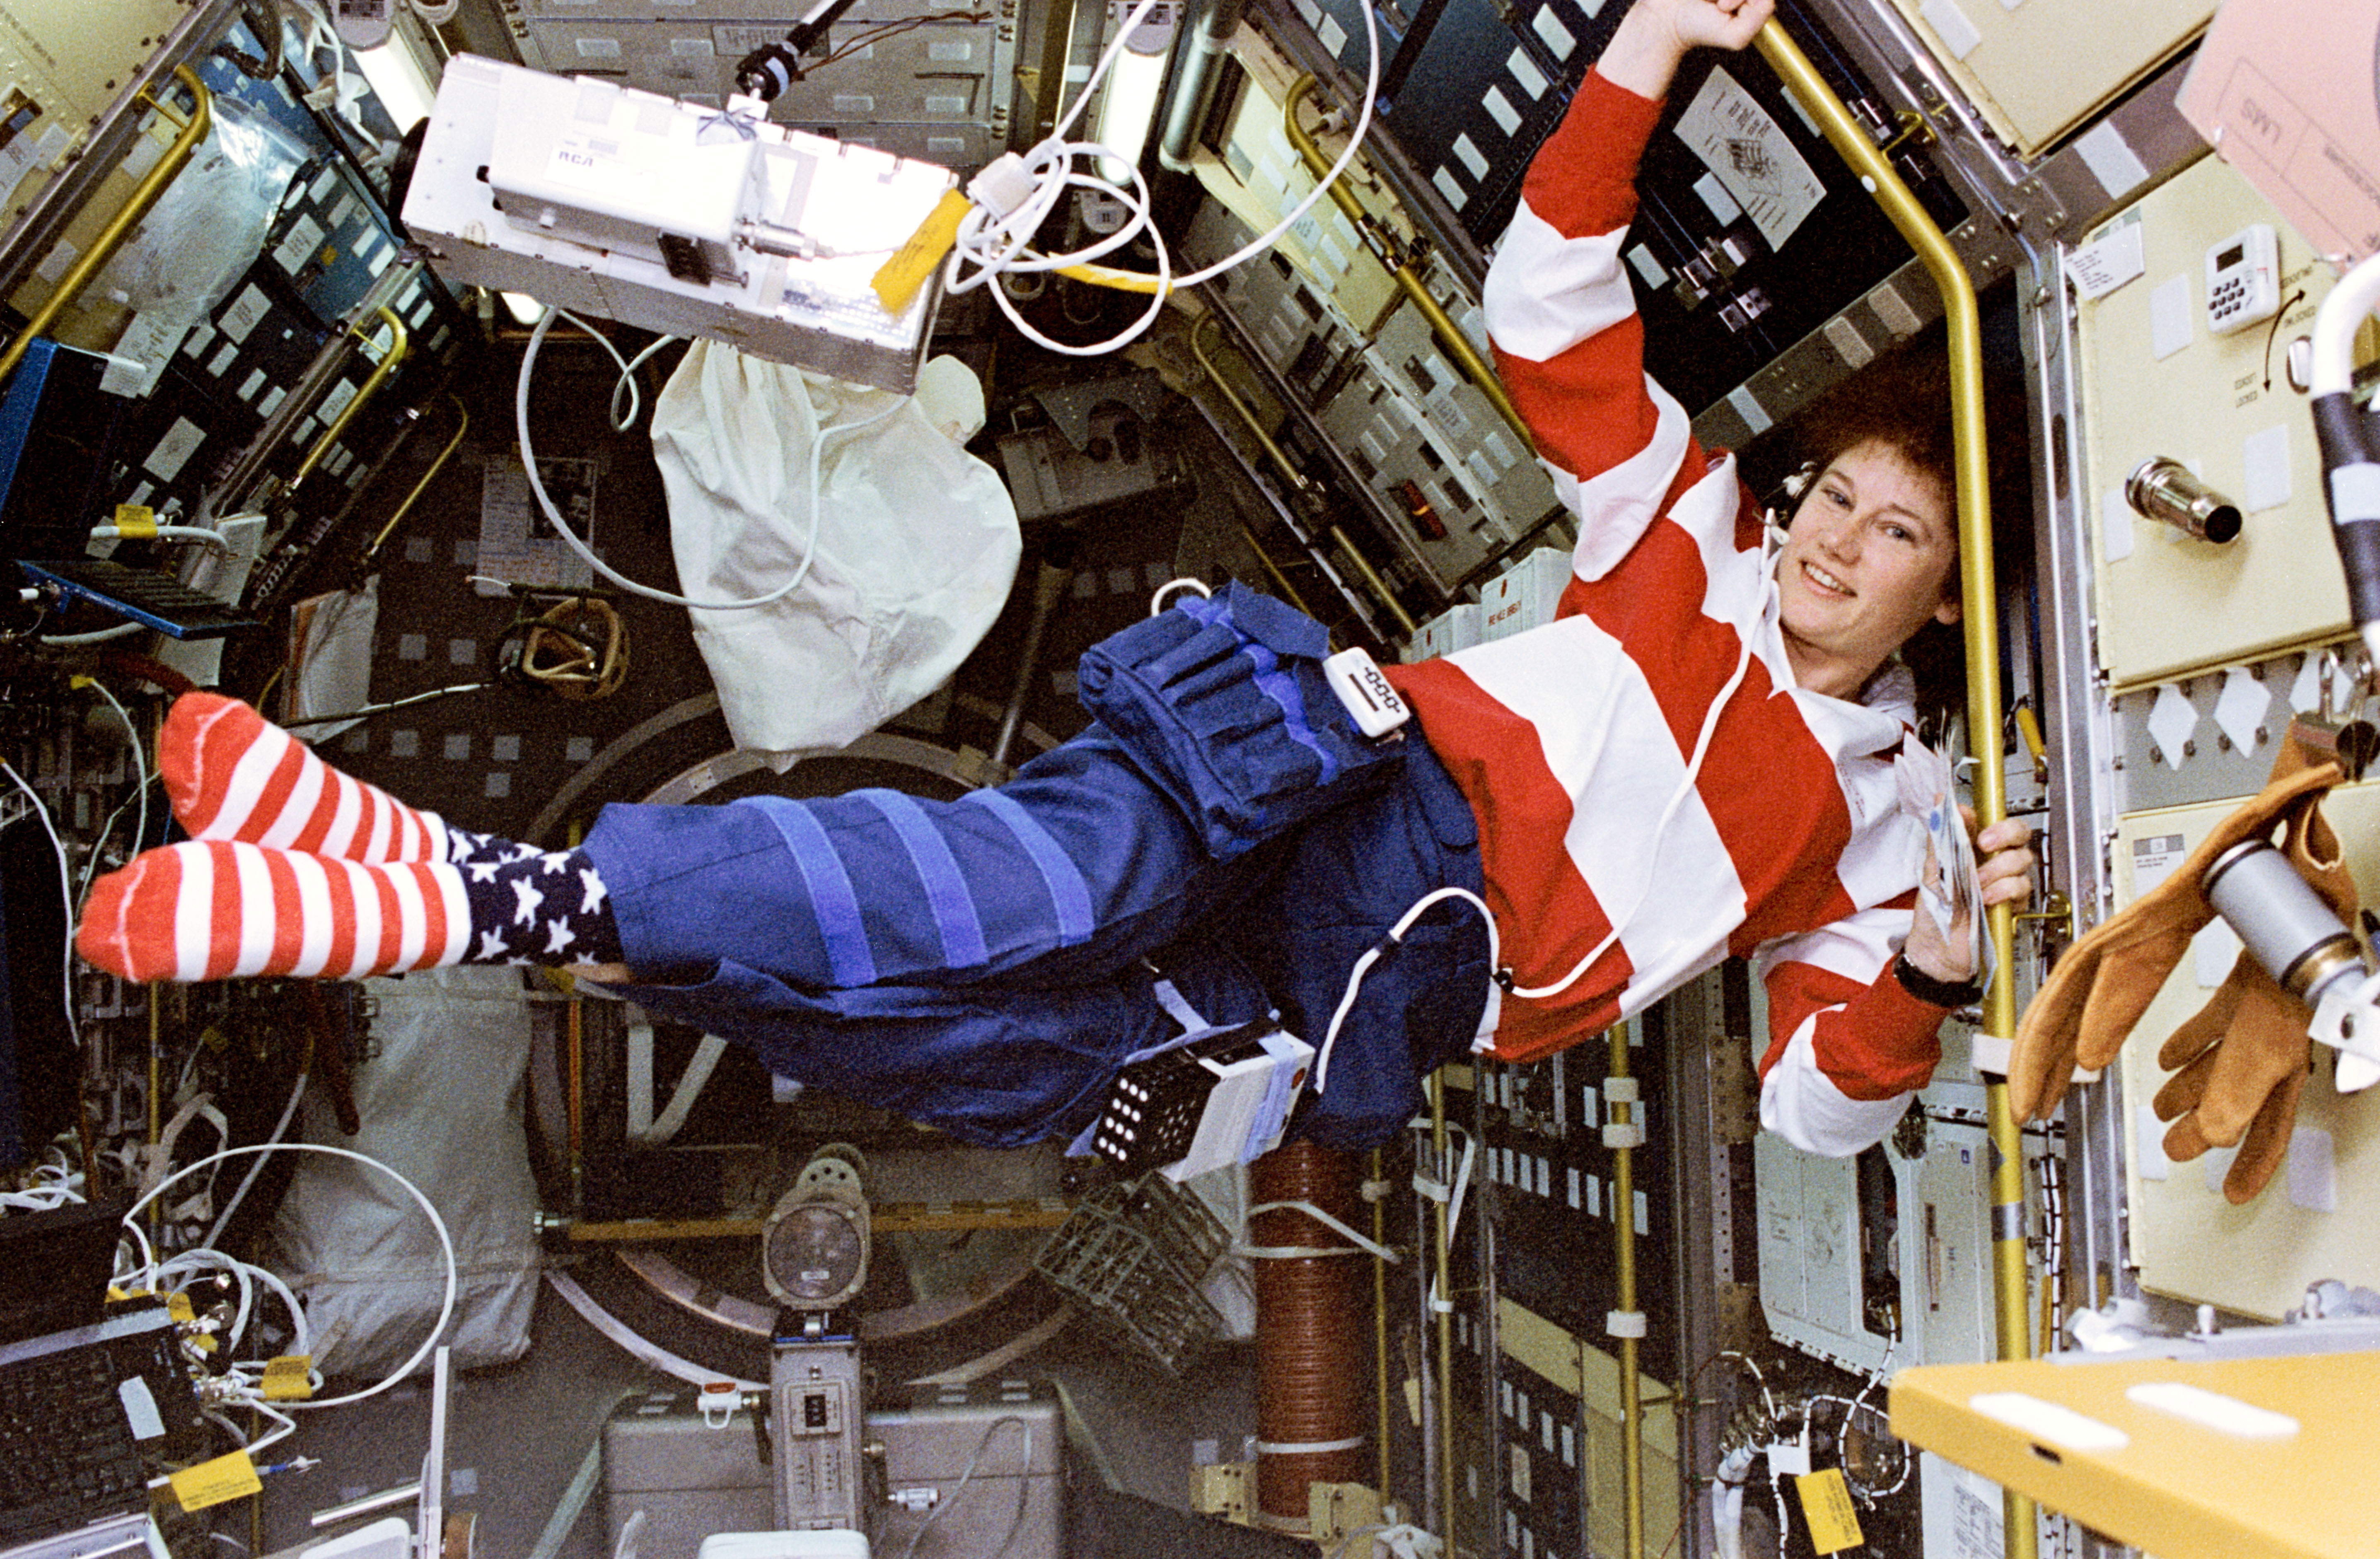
1076, 581, 1404, 859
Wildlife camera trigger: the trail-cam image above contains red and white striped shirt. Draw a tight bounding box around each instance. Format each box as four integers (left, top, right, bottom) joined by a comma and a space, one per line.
1382, 70, 1947, 1156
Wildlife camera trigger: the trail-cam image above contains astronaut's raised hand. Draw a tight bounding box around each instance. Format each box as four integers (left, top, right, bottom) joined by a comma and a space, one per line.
1595, 0, 1776, 99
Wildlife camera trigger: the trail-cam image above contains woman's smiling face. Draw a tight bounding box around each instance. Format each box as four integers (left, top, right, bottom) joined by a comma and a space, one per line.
1776, 439, 1962, 700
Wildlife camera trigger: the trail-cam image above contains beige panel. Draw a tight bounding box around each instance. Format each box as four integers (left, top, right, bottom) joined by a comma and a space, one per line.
1195, 27, 1401, 333
1584, 1401, 1680, 1559
0, 0, 191, 222
2114, 780, 2380, 1318
1493, 1301, 1682, 1558
2078, 154, 2380, 692
0, 0, 192, 129
1883, 0, 2206, 155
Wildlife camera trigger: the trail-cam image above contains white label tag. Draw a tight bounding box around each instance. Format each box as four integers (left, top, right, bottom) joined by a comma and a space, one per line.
2066, 221, 2145, 301
1674, 67, 1825, 249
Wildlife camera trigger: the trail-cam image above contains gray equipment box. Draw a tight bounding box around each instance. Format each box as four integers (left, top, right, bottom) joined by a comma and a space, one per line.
605, 1380, 1063, 1559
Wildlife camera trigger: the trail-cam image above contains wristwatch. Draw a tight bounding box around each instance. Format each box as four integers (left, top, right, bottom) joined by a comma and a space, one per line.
1893, 950, 1983, 1009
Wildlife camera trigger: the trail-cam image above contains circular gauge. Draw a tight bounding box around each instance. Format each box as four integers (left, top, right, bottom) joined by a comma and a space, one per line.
764, 1202, 867, 1308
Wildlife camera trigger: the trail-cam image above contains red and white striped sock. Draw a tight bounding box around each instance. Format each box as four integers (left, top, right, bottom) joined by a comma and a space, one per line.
161, 693, 457, 863
76, 842, 470, 982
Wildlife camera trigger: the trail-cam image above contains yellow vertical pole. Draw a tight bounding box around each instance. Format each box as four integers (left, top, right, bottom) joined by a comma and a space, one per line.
1750, 25, 2035, 1559
1372, 1146, 1393, 1506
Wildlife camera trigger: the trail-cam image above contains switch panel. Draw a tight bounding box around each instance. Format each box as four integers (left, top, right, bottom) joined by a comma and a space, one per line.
2078, 153, 2380, 691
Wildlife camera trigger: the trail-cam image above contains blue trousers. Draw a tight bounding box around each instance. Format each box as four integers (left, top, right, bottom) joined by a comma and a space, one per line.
582, 695, 1489, 1151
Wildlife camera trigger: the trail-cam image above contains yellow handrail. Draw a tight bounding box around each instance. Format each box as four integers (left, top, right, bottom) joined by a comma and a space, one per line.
289, 308, 411, 497
0, 66, 213, 387
360, 392, 472, 570
1610, 1025, 1644, 1559
1752, 24, 2036, 1559
1281, 76, 1534, 450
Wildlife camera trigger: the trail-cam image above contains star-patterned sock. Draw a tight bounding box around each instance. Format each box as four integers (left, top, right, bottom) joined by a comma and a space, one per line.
160, 692, 505, 865
77, 839, 623, 983
457, 838, 622, 968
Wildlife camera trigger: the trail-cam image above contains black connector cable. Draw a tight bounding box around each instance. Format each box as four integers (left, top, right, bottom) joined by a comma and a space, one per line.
732, 0, 864, 99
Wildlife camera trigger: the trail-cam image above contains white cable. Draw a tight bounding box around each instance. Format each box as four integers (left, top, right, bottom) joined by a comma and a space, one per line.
121, 1142, 455, 1408
1148, 576, 1212, 616
542, 311, 678, 434
940, 0, 1380, 355
896, 1415, 1032, 1559
205, 1066, 312, 1249
0, 761, 79, 1050
84, 679, 151, 905
1508, 538, 1775, 1002
515, 308, 904, 611
1314, 886, 1499, 1094
139, 1241, 313, 1363
957, 152, 1174, 356
210, 1394, 298, 1458
37, 620, 148, 647
0, 1187, 79, 1210
1237, 1199, 1398, 1261
115, 1216, 157, 1293
76, 779, 159, 912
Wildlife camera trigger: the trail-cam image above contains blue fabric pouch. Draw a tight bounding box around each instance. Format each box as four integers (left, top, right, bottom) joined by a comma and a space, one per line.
1075, 582, 1404, 860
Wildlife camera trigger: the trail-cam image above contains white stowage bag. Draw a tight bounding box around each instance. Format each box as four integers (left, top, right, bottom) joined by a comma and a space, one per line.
271, 966, 543, 1378
653, 345, 1021, 765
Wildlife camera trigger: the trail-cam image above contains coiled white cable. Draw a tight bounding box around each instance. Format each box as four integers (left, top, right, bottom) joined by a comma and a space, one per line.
943, 0, 1382, 355
121, 1142, 456, 1409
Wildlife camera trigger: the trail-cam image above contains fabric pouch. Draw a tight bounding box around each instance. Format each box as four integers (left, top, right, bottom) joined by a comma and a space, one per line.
1076, 582, 1404, 859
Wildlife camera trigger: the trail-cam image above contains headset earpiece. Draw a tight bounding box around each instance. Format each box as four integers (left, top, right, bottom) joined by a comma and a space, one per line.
1765, 461, 1820, 532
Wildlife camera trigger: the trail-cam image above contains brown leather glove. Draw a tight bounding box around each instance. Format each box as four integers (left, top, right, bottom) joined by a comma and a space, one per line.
2151, 782, 2355, 1204
2007, 747, 2345, 1122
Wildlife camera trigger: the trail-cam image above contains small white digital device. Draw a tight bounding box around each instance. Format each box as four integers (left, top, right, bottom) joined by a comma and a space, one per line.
1092, 1022, 1315, 1182
1324, 646, 1410, 738
2205, 223, 2282, 335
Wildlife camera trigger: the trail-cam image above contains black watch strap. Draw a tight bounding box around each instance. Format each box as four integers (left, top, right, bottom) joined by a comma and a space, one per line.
1893, 950, 1982, 1008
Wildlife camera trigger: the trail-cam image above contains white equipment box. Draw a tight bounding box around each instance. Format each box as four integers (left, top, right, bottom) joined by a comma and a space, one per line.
404, 55, 953, 391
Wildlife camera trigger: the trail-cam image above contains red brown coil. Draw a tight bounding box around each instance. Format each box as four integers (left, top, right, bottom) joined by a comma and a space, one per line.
1250, 1138, 1365, 1530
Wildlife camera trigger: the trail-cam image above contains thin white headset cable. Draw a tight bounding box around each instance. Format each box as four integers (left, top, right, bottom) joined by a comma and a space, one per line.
0, 761, 79, 1049
1313, 885, 1500, 1094
84, 678, 151, 901
1508, 538, 1774, 1002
